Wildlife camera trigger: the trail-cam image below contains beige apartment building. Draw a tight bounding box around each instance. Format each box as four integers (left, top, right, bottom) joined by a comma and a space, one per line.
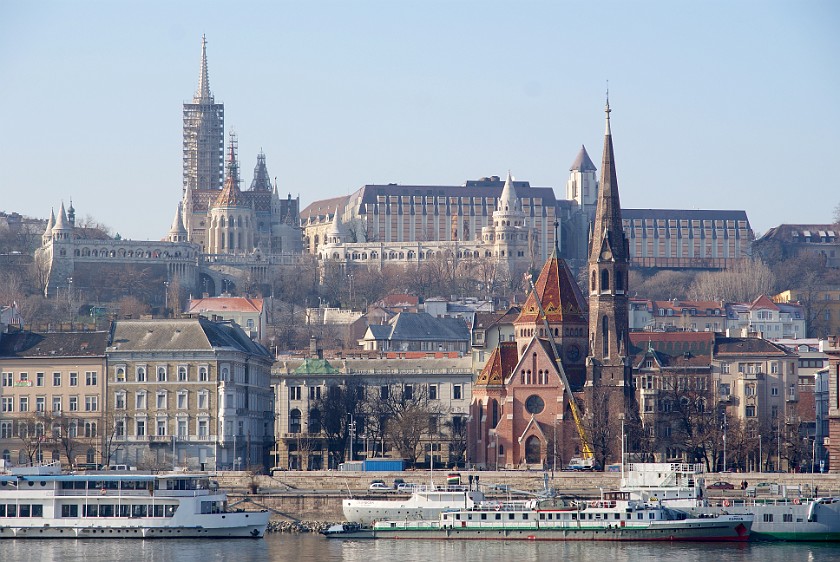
0, 331, 108, 468
106, 318, 275, 471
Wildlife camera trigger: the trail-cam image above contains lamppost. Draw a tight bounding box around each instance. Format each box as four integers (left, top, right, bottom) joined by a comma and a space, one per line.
722, 415, 727, 472
163, 281, 170, 318
347, 273, 354, 310
66, 277, 74, 324
347, 414, 356, 462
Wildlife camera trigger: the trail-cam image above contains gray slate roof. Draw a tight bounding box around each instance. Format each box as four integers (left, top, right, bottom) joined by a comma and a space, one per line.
386, 312, 470, 342
108, 318, 271, 358
0, 331, 108, 358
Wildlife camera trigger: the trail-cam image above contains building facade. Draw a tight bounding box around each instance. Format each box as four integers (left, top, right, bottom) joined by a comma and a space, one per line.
106, 318, 274, 471
0, 331, 108, 469
271, 355, 473, 470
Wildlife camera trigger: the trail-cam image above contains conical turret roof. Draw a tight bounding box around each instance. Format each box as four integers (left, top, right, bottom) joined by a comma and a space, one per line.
214, 143, 244, 208
570, 145, 596, 172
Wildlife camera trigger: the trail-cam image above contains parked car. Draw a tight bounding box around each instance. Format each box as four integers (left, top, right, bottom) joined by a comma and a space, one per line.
396, 483, 416, 492
369, 481, 390, 491
707, 481, 735, 490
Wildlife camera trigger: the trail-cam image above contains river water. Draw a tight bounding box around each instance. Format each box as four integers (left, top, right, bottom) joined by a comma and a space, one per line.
2, 534, 839, 561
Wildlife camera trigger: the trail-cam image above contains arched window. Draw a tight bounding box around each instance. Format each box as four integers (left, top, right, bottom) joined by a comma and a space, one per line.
86, 448, 96, 464
591, 271, 596, 291
616, 271, 624, 291
289, 409, 302, 434
601, 269, 610, 291
524, 436, 541, 464
309, 409, 321, 434
490, 399, 499, 427
602, 316, 610, 358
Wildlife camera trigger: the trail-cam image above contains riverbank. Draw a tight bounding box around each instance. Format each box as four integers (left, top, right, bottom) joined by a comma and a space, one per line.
219, 469, 840, 527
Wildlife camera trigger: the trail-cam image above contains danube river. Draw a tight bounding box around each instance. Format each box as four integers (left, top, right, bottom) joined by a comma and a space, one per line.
2, 535, 840, 562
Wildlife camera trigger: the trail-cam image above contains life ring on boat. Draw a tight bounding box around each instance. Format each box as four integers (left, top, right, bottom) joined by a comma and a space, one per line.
100, 488, 107, 495
722, 499, 731, 507
494, 503, 501, 511
793, 498, 801, 505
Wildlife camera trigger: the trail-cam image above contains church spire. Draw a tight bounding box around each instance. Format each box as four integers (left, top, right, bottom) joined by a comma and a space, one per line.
588, 94, 626, 263
195, 34, 213, 103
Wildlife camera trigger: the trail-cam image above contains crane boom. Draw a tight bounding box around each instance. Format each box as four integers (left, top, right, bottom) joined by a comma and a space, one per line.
525, 273, 594, 463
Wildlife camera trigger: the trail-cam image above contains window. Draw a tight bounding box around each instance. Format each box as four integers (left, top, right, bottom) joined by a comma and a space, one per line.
36, 396, 45, 412
36, 373, 45, 387
136, 367, 146, 382
1, 373, 11, 387
85, 371, 97, 386
771, 386, 779, 396
199, 367, 208, 382
197, 392, 208, 410
136, 393, 147, 410
19, 373, 28, 383
156, 392, 167, 409
178, 366, 188, 382
309, 386, 321, 400
84, 422, 97, 438
115, 420, 125, 438
721, 363, 730, 374
1, 397, 12, 412
69, 396, 78, 412
136, 420, 146, 437
429, 384, 438, 400
380, 385, 389, 400
746, 405, 756, 417
52, 396, 62, 412
69, 372, 78, 386
198, 419, 208, 439
157, 367, 167, 382
0, 421, 12, 438
53, 372, 61, 386
289, 386, 301, 401
289, 410, 302, 434
19, 396, 28, 412
178, 419, 188, 439
403, 384, 413, 400
157, 419, 167, 436
177, 392, 187, 409
115, 368, 126, 382
428, 416, 438, 434
453, 385, 462, 400
85, 396, 98, 412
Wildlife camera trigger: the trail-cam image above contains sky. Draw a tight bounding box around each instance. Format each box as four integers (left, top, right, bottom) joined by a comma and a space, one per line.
1, 1, 838, 241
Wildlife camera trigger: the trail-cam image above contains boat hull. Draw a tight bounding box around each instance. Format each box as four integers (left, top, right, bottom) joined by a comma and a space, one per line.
0, 510, 270, 539
327, 519, 751, 542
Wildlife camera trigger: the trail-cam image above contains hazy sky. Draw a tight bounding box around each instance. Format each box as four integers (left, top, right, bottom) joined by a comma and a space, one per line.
1, 1, 838, 241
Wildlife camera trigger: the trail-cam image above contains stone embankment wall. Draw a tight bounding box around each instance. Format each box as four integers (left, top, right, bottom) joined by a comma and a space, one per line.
217, 470, 840, 523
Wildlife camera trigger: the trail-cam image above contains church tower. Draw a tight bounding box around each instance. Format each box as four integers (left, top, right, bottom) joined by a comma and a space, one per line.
586, 97, 631, 392
183, 35, 225, 194
207, 135, 255, 254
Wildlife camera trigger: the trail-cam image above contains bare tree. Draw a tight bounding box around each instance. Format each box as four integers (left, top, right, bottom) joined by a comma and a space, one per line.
688, 258, 775, 303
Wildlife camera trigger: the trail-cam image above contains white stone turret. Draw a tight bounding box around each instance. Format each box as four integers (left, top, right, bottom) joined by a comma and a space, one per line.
42, 209, 55, 245
168, 202, 189, 243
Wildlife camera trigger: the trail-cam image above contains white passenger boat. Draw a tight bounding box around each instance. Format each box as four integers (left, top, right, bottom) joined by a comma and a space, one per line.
327, 492, 752, 541
0, 463, 269, 538
620, 462, 840, 541
343, 480, 485, 525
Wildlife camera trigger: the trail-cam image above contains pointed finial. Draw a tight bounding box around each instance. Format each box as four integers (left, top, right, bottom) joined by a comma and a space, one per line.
605, 81, 612, 135
196, 34, 212, 102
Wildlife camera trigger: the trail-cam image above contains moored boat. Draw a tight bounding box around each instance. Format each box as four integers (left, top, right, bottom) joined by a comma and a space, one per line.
0, 463, 269, 538
343, 479, 485, 525
328, 491, 752, 541
619, 462, 840, 541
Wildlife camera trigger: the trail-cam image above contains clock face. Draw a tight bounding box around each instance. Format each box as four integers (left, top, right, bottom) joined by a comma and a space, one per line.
525, 395, 545, 415
601, 249, 612, 260
566, 344, 581, 362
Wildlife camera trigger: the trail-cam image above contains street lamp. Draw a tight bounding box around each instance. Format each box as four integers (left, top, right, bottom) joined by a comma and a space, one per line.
163, 281, 170, 318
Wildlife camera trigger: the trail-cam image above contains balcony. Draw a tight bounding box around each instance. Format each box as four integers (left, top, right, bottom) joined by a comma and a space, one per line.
149, 435, 171, 445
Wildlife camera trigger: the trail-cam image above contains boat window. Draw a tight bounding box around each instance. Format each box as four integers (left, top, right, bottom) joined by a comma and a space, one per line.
522, 514, 528, 520
132, 505, 147, 517
165, 505, 178, 517
61, 504, 79, 517
19, 505, 31, 517
508, 513, 515, 520
6, 505, 16, 517
481, 513, 487, 520
84, 504, 98, 517
32, 504, 43, 517
495, 514, 501, 520
119, 505, 130, 517
153, 505, 165, 517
